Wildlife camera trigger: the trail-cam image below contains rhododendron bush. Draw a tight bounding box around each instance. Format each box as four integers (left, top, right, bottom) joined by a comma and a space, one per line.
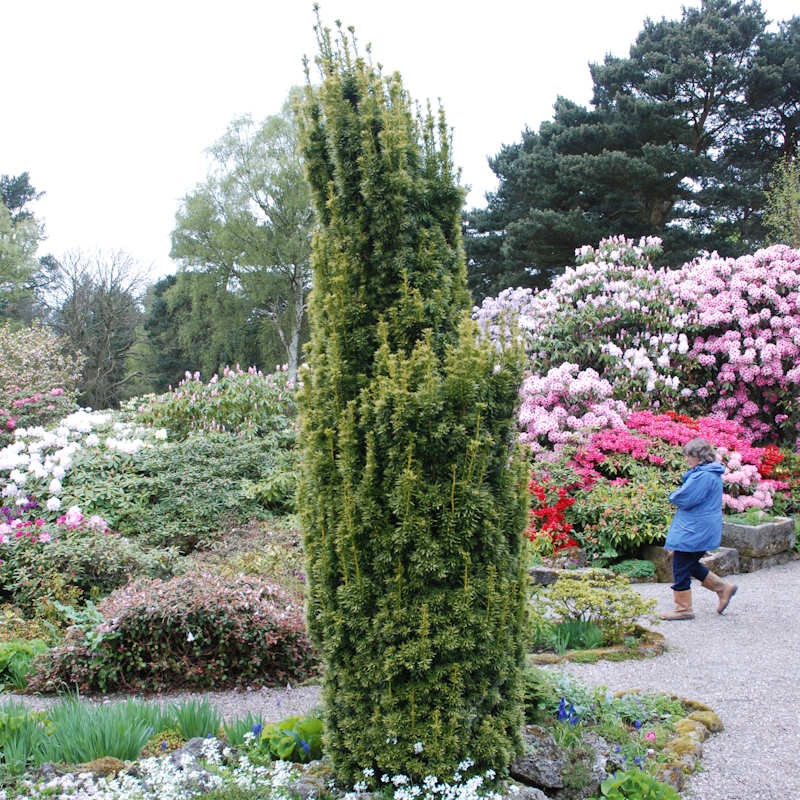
476, 237, 799, 560
529, 408, 788, 561
476, 236, 800, 447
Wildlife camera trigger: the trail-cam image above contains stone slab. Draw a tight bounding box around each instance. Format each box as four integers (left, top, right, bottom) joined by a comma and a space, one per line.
738, 549, 799, 573
700, 547, 739, 577
721, 517, 795, 557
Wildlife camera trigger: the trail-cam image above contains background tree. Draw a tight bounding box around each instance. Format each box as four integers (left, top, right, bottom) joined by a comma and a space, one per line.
0, 173, 55, 322
170, 93, 313, 377
297, 18, 528, 785
48, 250, 145, 408
764, 152, 800, 245
465, 0, 799, 299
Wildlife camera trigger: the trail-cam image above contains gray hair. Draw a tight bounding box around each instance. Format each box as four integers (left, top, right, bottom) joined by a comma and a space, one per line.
683, 437, 717, 464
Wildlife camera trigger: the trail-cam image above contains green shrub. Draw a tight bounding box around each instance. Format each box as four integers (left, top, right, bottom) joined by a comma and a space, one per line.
569, 471, 675, 560
296, 20, 528, 784
62, 430, 298, 552
0, 605, 59, 643
28, 572, 317, 693
0, 639, 48, 690
133, 365, 298, 441
257, 713, 324, 763
0, 525, 177, 613
609, 559, 656, 581
591, 768, 680, 799
531, 570, 658, 645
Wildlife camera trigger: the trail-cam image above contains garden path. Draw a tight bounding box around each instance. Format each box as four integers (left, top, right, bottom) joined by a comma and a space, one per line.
557, 559, 800, 800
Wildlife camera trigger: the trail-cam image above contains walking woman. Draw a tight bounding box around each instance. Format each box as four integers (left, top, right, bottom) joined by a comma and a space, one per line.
661, 437, 738, 621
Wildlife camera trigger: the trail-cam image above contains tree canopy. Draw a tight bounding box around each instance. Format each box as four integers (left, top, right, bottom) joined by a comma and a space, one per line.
169, 94, 313, 377
466, 0, 800, 300
0, 172, 51, 321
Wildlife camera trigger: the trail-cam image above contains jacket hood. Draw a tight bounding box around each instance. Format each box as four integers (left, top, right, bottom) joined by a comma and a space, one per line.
696, 461, 726, 475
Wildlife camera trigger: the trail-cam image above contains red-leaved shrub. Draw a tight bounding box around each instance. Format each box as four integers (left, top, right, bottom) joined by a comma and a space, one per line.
28, 571, 317, 693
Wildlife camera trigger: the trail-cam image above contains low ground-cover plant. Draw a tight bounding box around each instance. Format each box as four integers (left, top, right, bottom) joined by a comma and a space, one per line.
0, 639, 48, 690
522, 666, 692, 794
255, 713, 324, 763
28, 571, 317, 693
530, 570, 658, 646
0, 695, 321, 783
590, 768, 680, 799
609, 559, 657, 581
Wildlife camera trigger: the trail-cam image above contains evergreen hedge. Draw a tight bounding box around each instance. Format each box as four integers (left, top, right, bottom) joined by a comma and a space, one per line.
297, 18, 529, 783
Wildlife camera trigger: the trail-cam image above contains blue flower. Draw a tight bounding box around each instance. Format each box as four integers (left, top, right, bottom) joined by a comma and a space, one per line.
557, 697, 568, 721
251, 722, 263, 737
633, 719, 642, 730
300, 739, 311, 754
161, 741, 167, 751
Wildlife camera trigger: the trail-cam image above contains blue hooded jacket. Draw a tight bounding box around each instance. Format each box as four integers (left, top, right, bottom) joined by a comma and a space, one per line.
665, 461, 725, 552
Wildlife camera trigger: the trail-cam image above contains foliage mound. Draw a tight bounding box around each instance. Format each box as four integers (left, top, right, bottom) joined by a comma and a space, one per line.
0, 323, 83, 399
0, 517, 177, 614
63, 430, 296, 552
27, 572, 317, 693
134, 364, 298, 440
530, 570, 658, 645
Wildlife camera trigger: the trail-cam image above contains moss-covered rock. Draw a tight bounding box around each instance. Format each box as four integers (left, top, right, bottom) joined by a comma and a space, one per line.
688, 709, 724, 732
673, 718, 709, 741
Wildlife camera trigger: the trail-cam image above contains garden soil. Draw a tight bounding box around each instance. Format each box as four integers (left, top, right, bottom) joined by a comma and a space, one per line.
9, 559, 800, 799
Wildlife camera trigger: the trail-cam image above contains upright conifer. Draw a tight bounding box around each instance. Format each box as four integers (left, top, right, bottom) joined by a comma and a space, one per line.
297, 16, 528, 783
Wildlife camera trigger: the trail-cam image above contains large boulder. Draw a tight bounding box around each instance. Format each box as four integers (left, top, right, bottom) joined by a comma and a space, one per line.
510, 725, 565, 789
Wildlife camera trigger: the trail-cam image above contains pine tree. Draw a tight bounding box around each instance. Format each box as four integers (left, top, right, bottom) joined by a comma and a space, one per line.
296, 16, 529, 785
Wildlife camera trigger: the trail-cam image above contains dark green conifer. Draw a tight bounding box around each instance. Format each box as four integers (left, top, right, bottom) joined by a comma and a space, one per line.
297, 16, 528, 784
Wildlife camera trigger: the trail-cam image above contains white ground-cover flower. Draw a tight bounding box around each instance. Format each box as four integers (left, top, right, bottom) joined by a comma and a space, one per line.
8, 742, 300, 800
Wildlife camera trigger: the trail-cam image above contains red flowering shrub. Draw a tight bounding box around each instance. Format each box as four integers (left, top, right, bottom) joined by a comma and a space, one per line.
526, 479, 577, 556
28, 572, 317, 693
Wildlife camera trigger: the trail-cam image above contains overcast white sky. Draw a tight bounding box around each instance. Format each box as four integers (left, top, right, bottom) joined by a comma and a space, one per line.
3, 0, 797, 280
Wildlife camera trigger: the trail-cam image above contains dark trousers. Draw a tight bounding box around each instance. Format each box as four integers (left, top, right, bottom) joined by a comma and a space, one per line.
671, 550, 709, 591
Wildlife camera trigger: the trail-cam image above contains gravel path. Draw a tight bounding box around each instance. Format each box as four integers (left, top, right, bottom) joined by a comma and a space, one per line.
6, 561, 798, 798
556, 559, 800, 800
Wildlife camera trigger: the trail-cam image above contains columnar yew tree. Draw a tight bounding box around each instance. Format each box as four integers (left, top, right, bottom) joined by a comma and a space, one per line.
297, 20, 528, 784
